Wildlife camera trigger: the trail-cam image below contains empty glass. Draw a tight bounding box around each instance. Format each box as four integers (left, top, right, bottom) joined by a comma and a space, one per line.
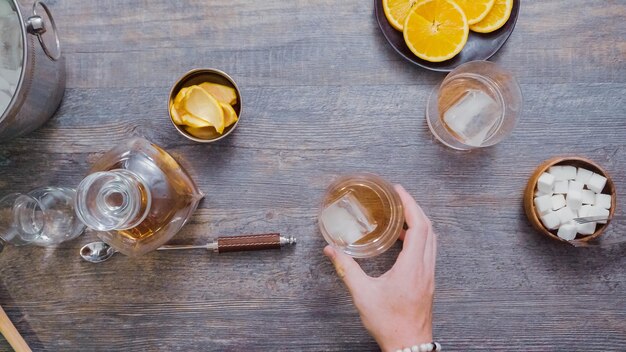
426, 61, 523, 150
0, 187, 85, 249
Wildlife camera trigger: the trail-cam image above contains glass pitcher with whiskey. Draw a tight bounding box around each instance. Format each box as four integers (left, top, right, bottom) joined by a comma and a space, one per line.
75, 138, 203, 257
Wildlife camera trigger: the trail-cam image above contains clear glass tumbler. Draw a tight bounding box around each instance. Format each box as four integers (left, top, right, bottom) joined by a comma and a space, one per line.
0, 187, 85, 249
426, 60, 523, 150
319, 173, 404, 258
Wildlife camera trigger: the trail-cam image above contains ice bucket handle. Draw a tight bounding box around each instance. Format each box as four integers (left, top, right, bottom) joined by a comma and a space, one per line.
26, 1, 61, 61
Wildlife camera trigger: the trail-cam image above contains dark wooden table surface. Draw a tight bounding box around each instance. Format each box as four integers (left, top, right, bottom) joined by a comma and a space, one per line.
1, 0, 625, 350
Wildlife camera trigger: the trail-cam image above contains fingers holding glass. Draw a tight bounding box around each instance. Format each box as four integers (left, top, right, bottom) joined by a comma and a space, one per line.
323, 245, 369, 294
394, 185, 433, 266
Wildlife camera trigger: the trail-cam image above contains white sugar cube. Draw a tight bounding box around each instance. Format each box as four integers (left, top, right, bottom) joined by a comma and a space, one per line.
537, 172, 555, 194
566, 190, 582, 210
550, 194, 566, 210
557, 222, 577, 241
568, 180, 584, 193
550, 165, 576, 180
582, 190, 595, 205
534, 194, 553, 215
588, 206, 610, 224
576, 221, 596, 235
555, 207, 576, 225
535, 189, 553, 197
575, 168, 594, 184
562, 165, 577, 180
578, 204, 593, 218
595, 194, 612, 210
540, 211, 560, 230
554, 180, 568, 194
548, 166, 567, 181
587, 173, 607, 193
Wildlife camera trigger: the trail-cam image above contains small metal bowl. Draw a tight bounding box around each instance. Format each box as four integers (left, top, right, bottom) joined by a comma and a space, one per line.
168, 68, 242, 143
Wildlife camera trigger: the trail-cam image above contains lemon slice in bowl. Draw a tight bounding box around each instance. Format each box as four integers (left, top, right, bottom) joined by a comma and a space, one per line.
174, 87, 190, 106
382, 0, 419, 31
183, 86, 225, 134
185, 126, 220, 140
470, 0, 513, 33
199, 82, 238, 105
220, 102, 238, 128
403, 0, 469, 62
170, 104, 183, 125
182, 114, 212, 128
454, 0, 495, 25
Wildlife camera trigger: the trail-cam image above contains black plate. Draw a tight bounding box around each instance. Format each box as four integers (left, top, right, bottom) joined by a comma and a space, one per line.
374, 0, 520, 72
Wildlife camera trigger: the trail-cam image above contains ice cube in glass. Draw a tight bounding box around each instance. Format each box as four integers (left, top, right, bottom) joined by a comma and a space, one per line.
443, 89, 500, 147
319, 191, 377, 246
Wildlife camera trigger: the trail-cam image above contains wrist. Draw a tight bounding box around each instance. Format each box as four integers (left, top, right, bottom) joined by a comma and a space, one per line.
378, 330, 433, 352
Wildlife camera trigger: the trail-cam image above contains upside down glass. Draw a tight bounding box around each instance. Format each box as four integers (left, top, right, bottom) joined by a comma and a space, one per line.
426, 60, 523, 150
0, 187, 85, 250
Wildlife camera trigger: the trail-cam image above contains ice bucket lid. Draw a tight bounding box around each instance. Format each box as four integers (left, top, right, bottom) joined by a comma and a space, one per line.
0, 0, 24, 119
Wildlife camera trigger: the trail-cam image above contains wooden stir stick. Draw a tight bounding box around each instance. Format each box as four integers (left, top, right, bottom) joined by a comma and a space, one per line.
0, 305, 31, 352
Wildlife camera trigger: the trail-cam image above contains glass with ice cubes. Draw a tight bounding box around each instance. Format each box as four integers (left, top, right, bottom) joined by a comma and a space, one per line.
319, 173, 404, 258
426, 61, 522, 150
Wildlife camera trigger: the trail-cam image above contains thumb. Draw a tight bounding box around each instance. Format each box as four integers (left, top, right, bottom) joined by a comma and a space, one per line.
324, 246, 369, 294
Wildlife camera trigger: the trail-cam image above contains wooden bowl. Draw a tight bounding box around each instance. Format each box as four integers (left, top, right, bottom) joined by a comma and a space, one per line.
524, 157, 617, 244
168, 68, 242, 143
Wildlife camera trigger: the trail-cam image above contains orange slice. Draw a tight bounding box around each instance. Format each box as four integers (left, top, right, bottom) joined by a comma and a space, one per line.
454, 0, 495, 25
470, 0, 513, 33
403, 0, 469, 62
383, 0, 419, 31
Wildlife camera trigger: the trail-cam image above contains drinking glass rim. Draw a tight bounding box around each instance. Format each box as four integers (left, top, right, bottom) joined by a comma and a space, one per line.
319, 172, 404, 258
0, 192, 46, 241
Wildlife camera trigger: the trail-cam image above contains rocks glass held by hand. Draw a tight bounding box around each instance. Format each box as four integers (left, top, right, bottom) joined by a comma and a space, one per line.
319, 173, 404, 258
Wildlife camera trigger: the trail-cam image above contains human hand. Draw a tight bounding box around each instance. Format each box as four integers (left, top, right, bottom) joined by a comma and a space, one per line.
324, 185, 436, 352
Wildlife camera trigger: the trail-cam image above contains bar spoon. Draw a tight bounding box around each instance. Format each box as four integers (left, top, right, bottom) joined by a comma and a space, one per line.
80, 233, 296, 263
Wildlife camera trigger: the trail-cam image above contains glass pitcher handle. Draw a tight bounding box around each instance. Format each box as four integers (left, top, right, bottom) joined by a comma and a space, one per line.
26, 1, 61, 61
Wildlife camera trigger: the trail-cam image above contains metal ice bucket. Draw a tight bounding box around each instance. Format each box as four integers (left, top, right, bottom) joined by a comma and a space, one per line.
0, 0, 65, 142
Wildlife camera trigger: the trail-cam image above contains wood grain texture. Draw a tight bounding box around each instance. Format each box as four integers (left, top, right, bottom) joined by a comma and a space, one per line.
0, 0, 625, 350
0, 305, 31, 352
